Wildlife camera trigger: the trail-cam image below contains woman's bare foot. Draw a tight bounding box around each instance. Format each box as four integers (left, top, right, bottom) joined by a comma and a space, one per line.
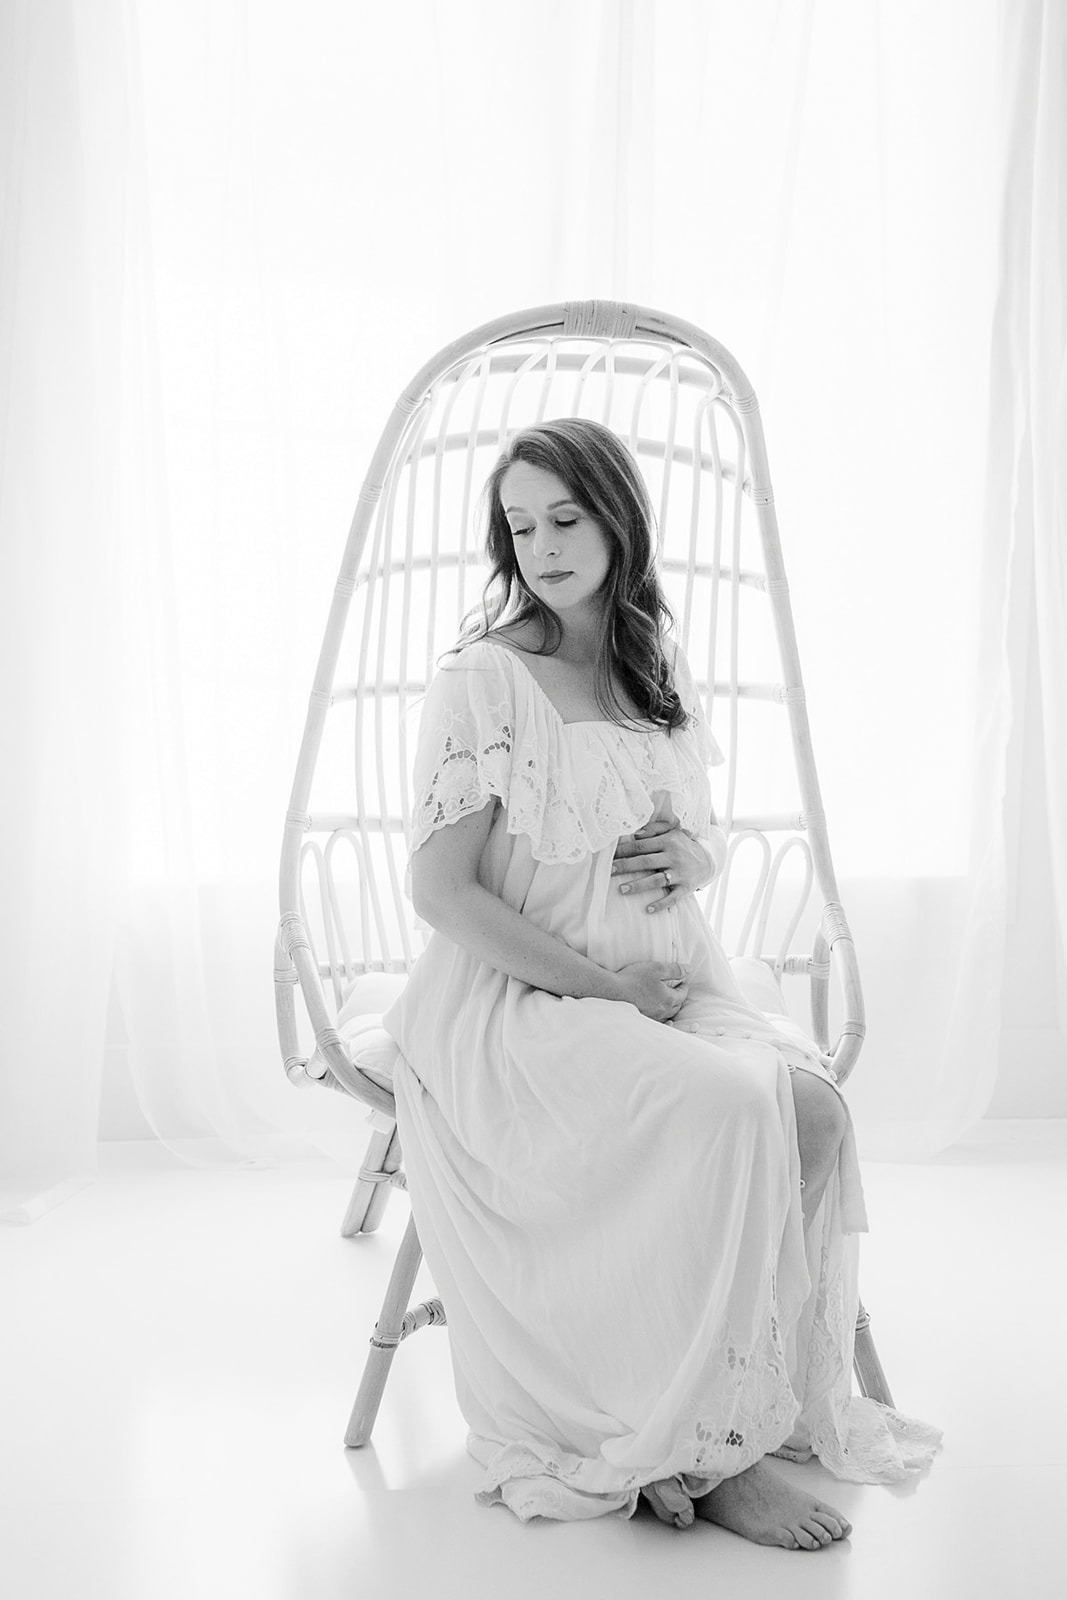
641, 1477, 695, 1528
694, 1458, 851, 1550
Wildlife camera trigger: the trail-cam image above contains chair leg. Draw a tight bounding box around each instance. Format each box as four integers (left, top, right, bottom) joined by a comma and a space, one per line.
345, 1211, 424, 1447
852, 1299, 895, 1407
340, 1123, 400, 1237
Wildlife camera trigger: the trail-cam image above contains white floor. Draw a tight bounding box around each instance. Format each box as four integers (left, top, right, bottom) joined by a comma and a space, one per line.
2, 1121, 1064, 1600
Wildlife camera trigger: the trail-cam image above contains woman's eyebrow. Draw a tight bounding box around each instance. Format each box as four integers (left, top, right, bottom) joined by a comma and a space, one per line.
504, 499, 577, 514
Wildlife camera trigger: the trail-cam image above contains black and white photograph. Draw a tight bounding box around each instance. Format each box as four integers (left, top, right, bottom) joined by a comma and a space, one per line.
1, 1, 1064, 1596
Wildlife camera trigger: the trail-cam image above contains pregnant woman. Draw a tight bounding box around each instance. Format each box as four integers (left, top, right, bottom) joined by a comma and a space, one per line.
382, 417, 938, 1544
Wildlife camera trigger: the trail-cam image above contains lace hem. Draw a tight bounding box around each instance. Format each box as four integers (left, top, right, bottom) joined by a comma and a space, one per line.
473, 1271, 800, 1522
783, 1209, 943, 1482
816, 1398, 943, 1482
470, 1228, 941, 1523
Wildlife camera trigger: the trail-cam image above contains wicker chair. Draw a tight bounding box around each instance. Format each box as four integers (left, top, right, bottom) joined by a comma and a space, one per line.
274, 300, 894, 1450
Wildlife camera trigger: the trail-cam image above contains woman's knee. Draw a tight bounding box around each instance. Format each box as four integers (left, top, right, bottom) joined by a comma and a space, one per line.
679, 1052, 776, 1136
713, 1059, 783, 1137
791, 1070, 847, 1162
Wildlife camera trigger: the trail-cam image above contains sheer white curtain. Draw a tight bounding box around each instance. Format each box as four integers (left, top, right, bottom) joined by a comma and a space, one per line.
0, 0, 126, 1217
1008, 0, 1067, 1032
2, 0, 1058, 1217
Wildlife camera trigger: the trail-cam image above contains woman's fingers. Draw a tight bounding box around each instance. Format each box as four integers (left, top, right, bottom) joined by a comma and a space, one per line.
615, 852, 670, 888
613, 826, 706, 905
613, 846, 670, 875
663, 964, 689, 1010
615, 859, 680, 913
612, 825, 714, 908
633, 819, 678, 840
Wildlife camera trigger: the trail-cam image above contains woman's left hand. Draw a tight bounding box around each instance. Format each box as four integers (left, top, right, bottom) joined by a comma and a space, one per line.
610, 820, 714, 913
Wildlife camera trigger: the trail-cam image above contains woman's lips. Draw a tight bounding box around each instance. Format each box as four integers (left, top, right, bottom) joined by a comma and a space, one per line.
540, 572, 573, 584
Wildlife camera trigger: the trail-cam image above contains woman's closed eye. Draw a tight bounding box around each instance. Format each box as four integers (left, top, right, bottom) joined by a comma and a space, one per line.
510, 519, 578, 538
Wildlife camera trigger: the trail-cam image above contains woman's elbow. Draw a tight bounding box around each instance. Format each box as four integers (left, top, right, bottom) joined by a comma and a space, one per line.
409, 860, 439, 924
410, 855, 469, 928
410, 807, 494, 925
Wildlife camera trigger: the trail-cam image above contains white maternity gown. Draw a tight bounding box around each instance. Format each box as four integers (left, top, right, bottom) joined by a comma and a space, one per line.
382, 636, 940, 1522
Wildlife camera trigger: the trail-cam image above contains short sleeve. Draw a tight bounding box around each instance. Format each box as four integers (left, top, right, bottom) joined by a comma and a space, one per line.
408, 647, 516, 853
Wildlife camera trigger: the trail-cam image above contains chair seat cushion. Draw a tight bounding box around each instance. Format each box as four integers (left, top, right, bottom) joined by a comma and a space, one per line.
335, 972, 407, 1089
728, 956, 788, 1016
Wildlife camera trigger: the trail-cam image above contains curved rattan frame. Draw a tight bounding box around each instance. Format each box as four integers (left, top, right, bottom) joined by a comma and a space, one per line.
276, 299, 864, 1109
273, 301, 887, 1442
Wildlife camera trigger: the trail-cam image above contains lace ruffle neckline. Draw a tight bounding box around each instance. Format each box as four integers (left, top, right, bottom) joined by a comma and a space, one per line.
477, 638, 666, 736
410, 637, 716, 865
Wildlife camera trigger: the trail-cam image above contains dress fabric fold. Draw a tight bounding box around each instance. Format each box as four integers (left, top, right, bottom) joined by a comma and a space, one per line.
383, 637, 940, 1521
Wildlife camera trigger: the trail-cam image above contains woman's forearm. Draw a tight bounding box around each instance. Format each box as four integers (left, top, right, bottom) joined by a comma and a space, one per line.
417, 881, 624, 1002
688, 822, 729, 884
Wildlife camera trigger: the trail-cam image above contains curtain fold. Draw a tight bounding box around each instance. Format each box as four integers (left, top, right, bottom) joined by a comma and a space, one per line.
906, 0, 1067, 1157
0, 0, 124, 1217
1020, 0, 1067, 1029
2, 0, 1058, 1218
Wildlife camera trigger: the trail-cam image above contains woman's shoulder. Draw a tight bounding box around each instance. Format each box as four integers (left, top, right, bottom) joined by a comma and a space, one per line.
662, 631, 687, 670
437, 632, 515, 673
663, 636, 724, 766
664, 634, 699, 696
438, 625, 543, 679
426, 636, 523, 716
472, 621, 542, 658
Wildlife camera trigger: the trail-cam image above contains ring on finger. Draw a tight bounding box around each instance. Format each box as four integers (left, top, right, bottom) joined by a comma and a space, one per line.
663, 869, 672, 889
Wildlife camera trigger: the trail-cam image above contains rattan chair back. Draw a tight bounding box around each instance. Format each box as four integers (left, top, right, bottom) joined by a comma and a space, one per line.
275, 301, 863, 1109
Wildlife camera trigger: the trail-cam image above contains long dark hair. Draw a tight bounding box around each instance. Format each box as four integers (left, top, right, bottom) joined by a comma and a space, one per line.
454, 418, 686, 732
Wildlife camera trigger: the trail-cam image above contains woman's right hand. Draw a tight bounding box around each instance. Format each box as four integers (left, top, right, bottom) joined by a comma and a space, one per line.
612, 961, 690, 1022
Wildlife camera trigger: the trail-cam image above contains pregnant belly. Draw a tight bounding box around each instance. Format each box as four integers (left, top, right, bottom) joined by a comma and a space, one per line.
518, 845, 684, 973
588, 858, 684, 971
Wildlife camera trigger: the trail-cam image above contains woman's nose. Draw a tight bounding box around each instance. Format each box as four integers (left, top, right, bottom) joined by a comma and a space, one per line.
532, 521, 560, 557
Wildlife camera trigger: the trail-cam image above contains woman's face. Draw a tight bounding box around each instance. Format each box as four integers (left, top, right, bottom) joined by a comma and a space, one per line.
499, 461, 614, 620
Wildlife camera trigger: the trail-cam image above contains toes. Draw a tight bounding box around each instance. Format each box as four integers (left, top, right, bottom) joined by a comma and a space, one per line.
641, 1478, 695, 1529
793, 1526, 821, 1550
810, 1508, 845, 1540
815, 1501, 852, 1539
801, 1516, 832, 1546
